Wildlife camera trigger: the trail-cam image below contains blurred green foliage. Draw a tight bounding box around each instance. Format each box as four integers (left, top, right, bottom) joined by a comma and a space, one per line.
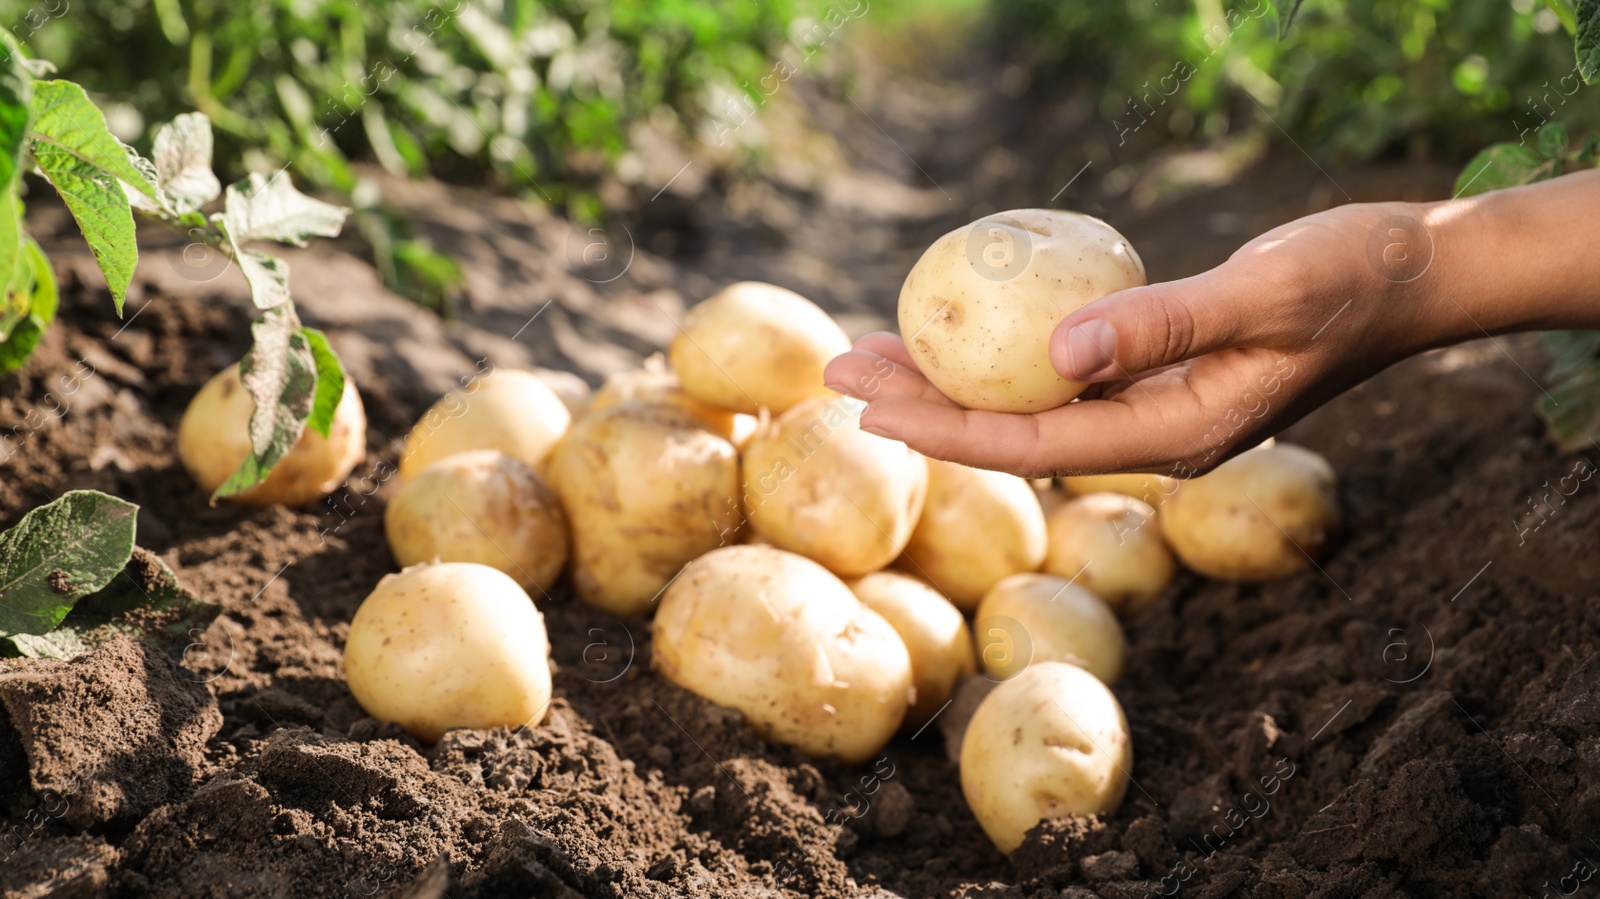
9, 0, 811, 212
990, 0, 1598, 161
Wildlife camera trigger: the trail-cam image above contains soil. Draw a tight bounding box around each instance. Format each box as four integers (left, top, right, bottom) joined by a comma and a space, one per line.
2, 30, 1599, 899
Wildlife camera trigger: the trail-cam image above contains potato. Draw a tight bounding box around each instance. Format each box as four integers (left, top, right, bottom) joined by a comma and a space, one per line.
898, 209, 1144, 413
532, 367, 593, 419
549, 402, 740, 616
669, 281, 850, 414
398, 369, 570, 482
974, 573, 1125, 684
178, 362, 366, 506
1059, 472, 1177, 509
848, 571, 977, 728
591, 360, 758, 448
742, 396, 928, 577
960, 661, 1132, 853
383, 450, 568, 595
1158, 443, 1340, 581
343, 561, 552, 743
1043, 493, 1175, 617
899, 459, 1046, 610
653, 545, 913, 763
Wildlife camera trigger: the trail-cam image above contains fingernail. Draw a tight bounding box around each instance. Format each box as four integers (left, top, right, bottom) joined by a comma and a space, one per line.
861, 425, 892, 439
1066, 320, 1117, 380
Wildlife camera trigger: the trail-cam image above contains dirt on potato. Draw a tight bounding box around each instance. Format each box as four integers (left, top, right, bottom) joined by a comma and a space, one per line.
2, 44, 1599, 899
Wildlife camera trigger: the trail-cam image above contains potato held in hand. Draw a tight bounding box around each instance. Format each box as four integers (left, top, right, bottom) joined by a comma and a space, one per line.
1044, 493, 1174, 617
398, 369, 570, 481
1159, 444, 1340, 581
654, 546, 913, 763
549, 403, 740, 616
669, 281, 850, 414
742, 396, 928, 577
899, 209, 1144, 413
178, 363, 366, 506
849, 571, 977, 729
384, 450, 568, 595
344, 562, 552, 744
1060, 472, 1177, 509
900, 459, 1047, 610
975, 573, 1126, 684
961, 661, 1132, 854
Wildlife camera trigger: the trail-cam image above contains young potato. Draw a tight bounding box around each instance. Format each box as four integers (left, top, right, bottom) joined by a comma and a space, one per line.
741, 396, 928, 577
960, 661, 1132, 854
591, 360, 758, 449
653, 545, 913, 763
1158, 443, 1340, 581
848, 571, 977, 729
1059, 472, 1178, 509
398, 369, 571, 482
532, 367, 593, 419
549, 402, 740, 616
1044, 493, 1175, 618
669, 281, 850, 414
383, 450, 568, 596
178, 362, 366, 507
898, 209, 1144, 413
343, 561, 552, 743
899, 459, 1047, 610
974, 573, 1126, 684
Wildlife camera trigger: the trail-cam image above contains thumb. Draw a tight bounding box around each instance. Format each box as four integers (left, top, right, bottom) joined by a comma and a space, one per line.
1049, 269, 1251, 381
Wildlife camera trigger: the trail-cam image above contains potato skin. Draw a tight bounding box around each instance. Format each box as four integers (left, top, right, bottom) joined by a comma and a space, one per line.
669, 281, 850, 415
1059, 472, 1178, 509
653, 545, 913, 763
549, 402, 740, 616
343, 562, 552, 744
1044, 493, 1175, 617
899, 459, 1046, 610
741, 396, 929, 577
384, 450, 568, 595
398, 370, 571, 482
178, 362, 366, 506
898, 209, 1144, 413
975, 573, 1126, 684
960, 661, 1132, 853
591, 364, 758, 449
848, 571, 977, 729
1158, 444, 1340, 581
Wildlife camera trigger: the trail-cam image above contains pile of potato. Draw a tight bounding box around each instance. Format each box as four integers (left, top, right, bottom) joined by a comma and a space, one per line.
176, 212, 1341, 857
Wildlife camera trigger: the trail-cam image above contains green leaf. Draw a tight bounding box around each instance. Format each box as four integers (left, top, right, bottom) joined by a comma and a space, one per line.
1454, 143, 1552, 198
27, 81, 148, 313
221, 171, 346, 247
1538, 122, 1570, 160
211, 306, 317, 501
150, 112, 220, 215
1549, 0, 1580, 35
1543, 330, 1600, 380
0, 191, 22, 339
1275, 0, 1305, 38
0, 491, 138, 637
3, 548, 218, 662
1541, 357, 1600, 451
1577, 0, 1600, 84
1579, 133, 1600, 164
301, 327, 345, 439
0, 32, 33, 191
0, 238, 58, 374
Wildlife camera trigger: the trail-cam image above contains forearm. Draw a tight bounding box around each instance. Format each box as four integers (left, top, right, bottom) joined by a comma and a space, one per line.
1424, 167, 1600, 339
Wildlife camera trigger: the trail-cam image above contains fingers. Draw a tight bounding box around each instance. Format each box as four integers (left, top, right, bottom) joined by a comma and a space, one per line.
1050, 266, 1267, 382
823, 349, 959, 408
851, 331, 918, 370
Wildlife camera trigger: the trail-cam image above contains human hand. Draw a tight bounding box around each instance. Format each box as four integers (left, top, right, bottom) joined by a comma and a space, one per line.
824, 199, 1458, 478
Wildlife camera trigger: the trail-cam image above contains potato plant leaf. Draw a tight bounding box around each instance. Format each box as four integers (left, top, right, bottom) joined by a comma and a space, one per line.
0, 490, 138, 637
27, 81, 153, 313
2, 548, 219, 662
1541, 358, 1600, 451
0, 238, 58, 374
211, 306, 317, 501
301, 327, 345, 439
221, 171, 346, 247
0, 33, 32, 192
1454, 143, 1551, 197
0, 190, 22, 338
149, 112, 220, 216
1537, 122, 1570, 161
1543, 330, 1600, 380
1577, 0, 1600, 84
230, 245, 292, 310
